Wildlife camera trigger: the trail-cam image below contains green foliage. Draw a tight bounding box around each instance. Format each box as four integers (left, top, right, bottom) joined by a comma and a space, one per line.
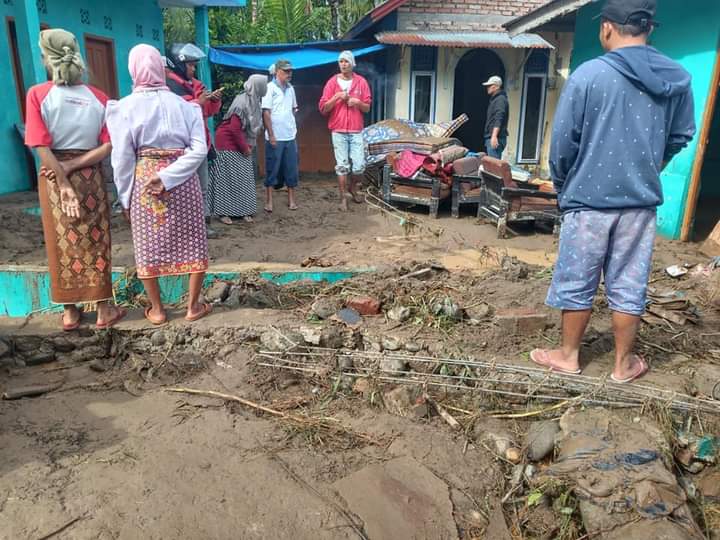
163, 8, 195, 48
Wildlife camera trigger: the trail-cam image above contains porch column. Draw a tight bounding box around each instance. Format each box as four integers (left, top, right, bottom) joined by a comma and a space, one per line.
194, 5, 213, 90
18, 0, 46, 86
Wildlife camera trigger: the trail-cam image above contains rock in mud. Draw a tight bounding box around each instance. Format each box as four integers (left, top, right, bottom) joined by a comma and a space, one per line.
259, 330, 303, 352
150, 331, 166, 347
387, 306, 411, 322
404, 341, 422, 353
479, 429, 516, 456
299, 326, 322, 345
206, 280, 231, 303
71, 345, 109, 363
383, 386, 427, 418
0, 339, 10, 358
311, 298, 340, 320
224, 288, 243, 308
380, 357, 408, 374
51, 337, 75, 353
495, 308, 549, 336
14, 336, 43, 353
525, 420, 560, 462
381, 335, 402, 351
245, 290, 274, 309
466, 303, 492, 324
25, 350, 56, 366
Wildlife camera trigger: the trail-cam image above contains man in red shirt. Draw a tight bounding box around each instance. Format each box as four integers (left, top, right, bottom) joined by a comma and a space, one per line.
319, 51, 372, 211
166, 44, 223, 238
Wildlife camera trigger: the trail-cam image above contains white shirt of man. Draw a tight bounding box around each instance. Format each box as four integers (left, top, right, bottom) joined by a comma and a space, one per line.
261, 79, 298, 142
337, 76, 352, 93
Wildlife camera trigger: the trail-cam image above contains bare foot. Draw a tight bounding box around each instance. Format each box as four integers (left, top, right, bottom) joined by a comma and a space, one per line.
219, 216, 233, 225
530, 348, 581, 374
242, 216, 253, 223
62, 306, 81, 328
339, 198, 348, 211
186, 302, 212, 322
144, 306, 167, 325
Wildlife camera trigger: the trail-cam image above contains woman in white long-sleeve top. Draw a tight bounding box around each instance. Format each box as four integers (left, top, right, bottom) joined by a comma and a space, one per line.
106, 44, 211, 325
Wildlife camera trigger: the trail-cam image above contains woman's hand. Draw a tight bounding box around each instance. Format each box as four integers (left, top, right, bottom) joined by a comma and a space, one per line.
41, 166, 80, 219
146, 174, 165, 196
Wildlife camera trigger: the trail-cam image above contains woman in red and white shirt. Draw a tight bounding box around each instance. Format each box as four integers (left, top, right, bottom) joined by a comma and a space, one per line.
25, 29, 125, 330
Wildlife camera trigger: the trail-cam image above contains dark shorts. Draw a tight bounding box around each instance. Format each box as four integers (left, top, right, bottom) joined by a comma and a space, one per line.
546, 208, 656, 316
264, 139, 299, 188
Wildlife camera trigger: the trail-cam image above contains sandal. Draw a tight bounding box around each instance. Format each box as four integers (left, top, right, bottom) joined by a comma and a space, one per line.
242, 216, 254, 223
96, 307, 127, 329
219, 216, 233, 225
144, 306, 167, 326
264, 206, 273, 213
62, 307, 84, 332
530, 348, 582, 375
610, 356, 649, 384
185, 302, 212, 322
289, 204, 299, 211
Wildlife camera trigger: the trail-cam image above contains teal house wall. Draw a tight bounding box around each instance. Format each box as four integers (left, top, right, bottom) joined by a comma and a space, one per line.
569, 0, 720, 239
0, 0, 164, 196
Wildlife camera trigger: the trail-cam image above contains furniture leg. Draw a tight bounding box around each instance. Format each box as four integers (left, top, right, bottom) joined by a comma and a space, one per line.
451, 179, 460, 218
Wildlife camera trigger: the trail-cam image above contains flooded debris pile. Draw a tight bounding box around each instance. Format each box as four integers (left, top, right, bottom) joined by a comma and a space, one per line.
256, 347, 720, 415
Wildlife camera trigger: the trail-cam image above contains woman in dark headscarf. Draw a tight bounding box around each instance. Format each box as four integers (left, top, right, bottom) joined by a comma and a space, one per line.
24, 28, 126, 330
208, 74, 268, 224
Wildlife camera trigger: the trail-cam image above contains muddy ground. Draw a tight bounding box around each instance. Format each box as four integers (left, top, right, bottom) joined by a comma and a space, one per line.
1, 179, 720, 539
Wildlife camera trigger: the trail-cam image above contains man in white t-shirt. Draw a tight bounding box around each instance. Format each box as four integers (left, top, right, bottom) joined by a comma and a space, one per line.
261, 59, 299, 213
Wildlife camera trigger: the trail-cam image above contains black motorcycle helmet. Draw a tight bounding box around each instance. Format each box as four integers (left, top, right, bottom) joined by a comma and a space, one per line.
167, 43, 206, 80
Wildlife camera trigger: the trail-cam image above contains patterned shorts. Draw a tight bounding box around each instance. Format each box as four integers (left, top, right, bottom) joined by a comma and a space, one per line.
546, 208, 656, 316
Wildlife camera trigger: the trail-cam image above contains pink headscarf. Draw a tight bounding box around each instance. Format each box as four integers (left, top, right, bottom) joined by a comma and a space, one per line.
129, 44, 168, 92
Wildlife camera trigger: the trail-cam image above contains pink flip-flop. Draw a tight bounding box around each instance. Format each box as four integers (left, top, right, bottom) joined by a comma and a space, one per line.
610, 356, 649, 384
96, 307, 127, 330
530, 349, 582, 375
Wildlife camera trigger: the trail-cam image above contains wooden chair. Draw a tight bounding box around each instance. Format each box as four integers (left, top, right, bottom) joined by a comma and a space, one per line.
381, 165, 450, 219
450, 155, 484, 218
477, 156, 560, 238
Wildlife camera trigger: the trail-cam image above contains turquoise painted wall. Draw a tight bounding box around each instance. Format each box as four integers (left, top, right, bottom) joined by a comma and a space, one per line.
570, 0, 720, 239
0, 0, 164, 195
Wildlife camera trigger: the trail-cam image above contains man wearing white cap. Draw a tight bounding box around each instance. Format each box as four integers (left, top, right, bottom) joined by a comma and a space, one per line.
319, 50, 372, 211
482, 75, 509, 159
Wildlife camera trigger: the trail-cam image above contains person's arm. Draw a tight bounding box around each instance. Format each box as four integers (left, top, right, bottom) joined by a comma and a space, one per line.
263, 109, 276, 146
319, 78, 347, 115
60, 143, 112, 175
663, 89, 696, 167
231, 115, 251, 155
347, 78, 371, 113
35, 147, 81, 218
156, 104, 208, 190
490, 97, 508, 149
105, 102, 138, 211
549, 76, 586, 194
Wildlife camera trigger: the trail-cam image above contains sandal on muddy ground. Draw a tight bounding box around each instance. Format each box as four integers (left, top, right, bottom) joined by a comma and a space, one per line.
144, 306, 168, 326
529, 348, 582, 375
185, 302, 212, 322
62, 307, 84, 332
610, 356, 649, 384
96, 307, 128, 330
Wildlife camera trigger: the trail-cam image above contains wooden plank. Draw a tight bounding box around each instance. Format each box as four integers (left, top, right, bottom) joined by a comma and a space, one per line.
681, 47, 720, 241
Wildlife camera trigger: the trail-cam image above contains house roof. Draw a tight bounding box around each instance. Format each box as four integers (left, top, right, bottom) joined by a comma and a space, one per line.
344, 0, 409, 39
374, 31, 554, 49
504, 0, 596, 36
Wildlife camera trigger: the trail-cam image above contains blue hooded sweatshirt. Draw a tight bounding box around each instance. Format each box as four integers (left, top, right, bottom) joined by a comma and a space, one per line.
549, 45, 696, 212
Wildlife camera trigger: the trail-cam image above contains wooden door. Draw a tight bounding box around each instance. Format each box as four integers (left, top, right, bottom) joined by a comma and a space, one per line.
84, 36, 119, 98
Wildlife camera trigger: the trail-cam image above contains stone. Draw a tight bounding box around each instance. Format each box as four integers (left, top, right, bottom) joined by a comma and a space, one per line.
25, 351, 56, 366
299, 326, 322, 345
245, 290, 274, 309
381, 335, 402, 351
205, 280, 231, 303
505, 447, 522, 464
311, 298, 340, 320
224, 288, 243, 308
320, 328, 344, 349
15, 358, 26, 368
150, 331, 166, 347
14, 336, 43, 353
479, 429, 516, 456
89, 359, 108, 372
333, 457, 459, 540
259, 330, 302, 352
337, 356, 354, 371
51, 337, 75, 353
387, 306, 411, 322
466, 303, 492, 324
404, 341, 422, 353
495, 308, 549, 336
346, 295, 381, 316
72, 345, 108, 363
380, 357, 407, 374
352, 378, 370, 395
383, 386, 426, 418
525, 420, 560, 462
0, 339, 11, 357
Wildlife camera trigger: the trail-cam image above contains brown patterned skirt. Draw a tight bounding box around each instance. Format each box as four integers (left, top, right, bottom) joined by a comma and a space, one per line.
38, 150, 113, 304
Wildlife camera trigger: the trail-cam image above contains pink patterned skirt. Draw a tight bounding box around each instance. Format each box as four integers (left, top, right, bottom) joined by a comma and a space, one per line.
130, 148, 208, 279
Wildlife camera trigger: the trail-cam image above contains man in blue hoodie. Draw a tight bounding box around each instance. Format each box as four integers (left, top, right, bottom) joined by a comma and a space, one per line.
531, 0, 696, 383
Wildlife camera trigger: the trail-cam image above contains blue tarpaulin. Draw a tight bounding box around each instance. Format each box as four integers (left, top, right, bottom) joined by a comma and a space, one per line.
209, 42, 387, 71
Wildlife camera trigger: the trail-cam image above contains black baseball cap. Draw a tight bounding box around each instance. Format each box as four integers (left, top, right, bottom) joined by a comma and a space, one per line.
594, 0, 660, 28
